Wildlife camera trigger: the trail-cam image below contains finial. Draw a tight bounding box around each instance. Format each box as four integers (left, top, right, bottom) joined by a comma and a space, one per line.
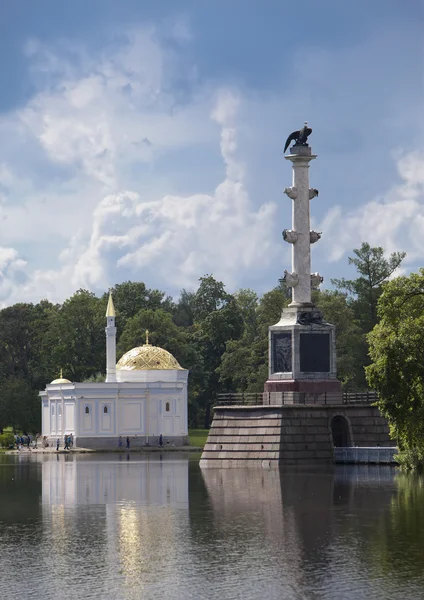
106, 291, 116, 317
60, 368, 63, 379
145, 329, 149, 345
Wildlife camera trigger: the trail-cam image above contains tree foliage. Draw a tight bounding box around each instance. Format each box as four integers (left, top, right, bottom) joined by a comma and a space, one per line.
332, 242, 406, 332
0, 241, 409, 433
366, 269, 424, 470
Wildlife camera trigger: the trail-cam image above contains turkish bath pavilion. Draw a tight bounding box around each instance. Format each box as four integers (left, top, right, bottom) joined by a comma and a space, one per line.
40, 294, 189, 448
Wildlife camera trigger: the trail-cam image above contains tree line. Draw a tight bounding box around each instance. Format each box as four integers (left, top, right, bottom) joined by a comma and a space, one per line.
0, 242, 416, 453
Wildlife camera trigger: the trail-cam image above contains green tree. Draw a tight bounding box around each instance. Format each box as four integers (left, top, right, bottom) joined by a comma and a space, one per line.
366, 269, 424, 470
314, 290, 365, 389
46, 290, 106, 382
0, 378, 40, 433
332, 242, 406, 332
108, 281, 175, 335
218, 284, 289, 393
173, 289, 195, 327
192, 275, 230, 322
190, 275, 244, 426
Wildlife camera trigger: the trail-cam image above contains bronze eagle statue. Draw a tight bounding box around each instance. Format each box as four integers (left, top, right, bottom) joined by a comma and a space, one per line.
284, 123, 312, 153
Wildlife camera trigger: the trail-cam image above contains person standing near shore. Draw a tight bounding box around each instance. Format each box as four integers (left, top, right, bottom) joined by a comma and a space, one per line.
126, 436, 130, 450
56, 438, 60, 451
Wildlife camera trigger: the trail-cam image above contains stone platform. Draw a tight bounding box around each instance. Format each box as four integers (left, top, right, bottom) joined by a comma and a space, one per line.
264, 378, 342, 393
199, 404, 393, 469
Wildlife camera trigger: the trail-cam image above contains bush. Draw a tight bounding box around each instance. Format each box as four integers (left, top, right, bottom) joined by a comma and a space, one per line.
395, 446, 424, 473
0, 432, 15, 448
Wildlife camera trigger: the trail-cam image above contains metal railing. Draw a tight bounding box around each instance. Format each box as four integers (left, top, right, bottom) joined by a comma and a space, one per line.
215, 391, 378, 406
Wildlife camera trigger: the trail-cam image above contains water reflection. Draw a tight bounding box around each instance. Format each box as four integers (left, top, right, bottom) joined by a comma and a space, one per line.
40, 455, 189, 597
1, 455, 424, 600
200, 466, 424, 600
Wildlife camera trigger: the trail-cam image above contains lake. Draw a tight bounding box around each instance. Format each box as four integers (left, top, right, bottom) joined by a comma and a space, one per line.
0, 453, 423, 600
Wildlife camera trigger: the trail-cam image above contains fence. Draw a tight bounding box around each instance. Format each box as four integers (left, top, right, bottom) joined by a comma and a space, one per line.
215, 391, 378, 406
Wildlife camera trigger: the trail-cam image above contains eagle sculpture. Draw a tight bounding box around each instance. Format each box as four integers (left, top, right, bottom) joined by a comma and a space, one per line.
284, 123, 312, 153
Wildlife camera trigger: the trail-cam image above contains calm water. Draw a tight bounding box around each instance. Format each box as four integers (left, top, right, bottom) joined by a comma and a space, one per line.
0, 454, 423, 600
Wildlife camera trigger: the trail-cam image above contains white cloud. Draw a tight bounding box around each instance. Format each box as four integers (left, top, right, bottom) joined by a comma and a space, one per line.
316, 151, 424, 265
0, 30, 279, 305
0, 247, 28, 303
60, 90, 278, 292
17, 29, 215, 190
0, 19, 423, 307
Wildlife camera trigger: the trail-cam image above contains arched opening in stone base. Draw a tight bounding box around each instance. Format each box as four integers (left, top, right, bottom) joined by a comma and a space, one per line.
331, 415, 351, 447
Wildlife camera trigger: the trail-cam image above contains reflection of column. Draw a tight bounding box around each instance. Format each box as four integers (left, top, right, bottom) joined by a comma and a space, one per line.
200, 468, 304, 592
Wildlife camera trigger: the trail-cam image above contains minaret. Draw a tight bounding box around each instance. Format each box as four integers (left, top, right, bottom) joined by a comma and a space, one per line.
105, 292, 117, 383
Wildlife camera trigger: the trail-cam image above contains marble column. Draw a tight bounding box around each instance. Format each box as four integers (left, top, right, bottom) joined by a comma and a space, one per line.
283, 145, 317, 306
264, 140, 341, 400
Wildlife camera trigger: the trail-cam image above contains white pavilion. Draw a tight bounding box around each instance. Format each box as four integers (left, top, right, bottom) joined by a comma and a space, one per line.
40, 294, 189, 448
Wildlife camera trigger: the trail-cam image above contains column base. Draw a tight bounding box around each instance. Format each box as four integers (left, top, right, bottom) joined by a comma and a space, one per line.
264, 379, 342, 405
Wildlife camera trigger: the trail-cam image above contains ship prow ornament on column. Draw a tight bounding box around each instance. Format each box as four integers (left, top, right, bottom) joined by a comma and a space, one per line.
264, 124, 342, 402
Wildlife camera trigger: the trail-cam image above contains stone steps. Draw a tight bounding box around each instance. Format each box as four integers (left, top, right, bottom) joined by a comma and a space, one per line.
200, 408, 282, 468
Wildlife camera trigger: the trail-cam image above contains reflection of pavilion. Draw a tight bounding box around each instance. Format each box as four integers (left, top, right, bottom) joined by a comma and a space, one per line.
41, 455, 189, 597
41, 454, 188, 507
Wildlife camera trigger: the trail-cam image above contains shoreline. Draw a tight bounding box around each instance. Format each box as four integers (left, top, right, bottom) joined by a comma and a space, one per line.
5, 445, 203, 455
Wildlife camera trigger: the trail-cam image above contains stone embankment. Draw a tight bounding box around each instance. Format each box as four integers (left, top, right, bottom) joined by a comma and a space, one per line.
200, 404, 393, 468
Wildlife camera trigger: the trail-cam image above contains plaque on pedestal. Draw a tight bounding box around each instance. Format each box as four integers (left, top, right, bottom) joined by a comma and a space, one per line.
299, 333, 330, 373
271, 332, 292, 373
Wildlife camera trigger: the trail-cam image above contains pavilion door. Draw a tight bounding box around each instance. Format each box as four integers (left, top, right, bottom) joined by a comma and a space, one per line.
57, 405, 62, 434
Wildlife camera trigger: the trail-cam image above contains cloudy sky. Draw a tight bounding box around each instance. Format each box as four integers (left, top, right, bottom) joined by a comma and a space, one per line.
0, 0, 423, 305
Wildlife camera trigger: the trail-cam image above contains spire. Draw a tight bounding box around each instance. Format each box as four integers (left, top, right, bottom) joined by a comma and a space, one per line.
145, 329, 150, 345
60, 368, 63, 379
106, 292, 116, 317
105, 291, 117, 383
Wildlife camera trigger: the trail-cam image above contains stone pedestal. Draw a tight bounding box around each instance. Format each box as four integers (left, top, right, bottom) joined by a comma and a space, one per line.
264, 305, 342, 402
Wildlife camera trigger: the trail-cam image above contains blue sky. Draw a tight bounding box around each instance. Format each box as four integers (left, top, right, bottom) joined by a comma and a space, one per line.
0, 1, 423, 305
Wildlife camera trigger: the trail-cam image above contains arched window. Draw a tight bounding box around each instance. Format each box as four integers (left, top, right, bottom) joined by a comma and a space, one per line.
331, 415, 351, 447
85, 406, 90, 414
165, 402, 170, 412
103, 406, 108, 414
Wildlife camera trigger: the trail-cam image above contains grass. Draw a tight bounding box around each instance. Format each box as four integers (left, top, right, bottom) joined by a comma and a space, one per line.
188, 429, 209, 448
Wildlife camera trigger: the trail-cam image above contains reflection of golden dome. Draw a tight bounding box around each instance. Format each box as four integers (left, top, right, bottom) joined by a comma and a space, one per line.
116, 344, 183, 371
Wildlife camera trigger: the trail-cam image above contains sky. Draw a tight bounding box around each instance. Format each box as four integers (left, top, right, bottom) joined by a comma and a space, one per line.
0, 0, 423, 306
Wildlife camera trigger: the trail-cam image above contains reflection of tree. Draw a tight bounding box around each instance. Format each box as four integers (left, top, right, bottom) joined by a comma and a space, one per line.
0, 458, 42, 522
368, 474, 424, 582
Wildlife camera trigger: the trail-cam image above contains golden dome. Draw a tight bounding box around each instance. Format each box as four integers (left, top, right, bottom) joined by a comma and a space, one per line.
50, 369, 72, 384
116, 344, 183, 371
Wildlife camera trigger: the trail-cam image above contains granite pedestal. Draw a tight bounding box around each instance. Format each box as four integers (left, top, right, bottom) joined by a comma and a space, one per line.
264, 305, 342, 402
